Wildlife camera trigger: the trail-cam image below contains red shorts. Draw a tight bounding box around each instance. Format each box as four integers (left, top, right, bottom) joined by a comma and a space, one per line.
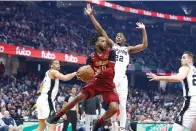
80, 68, 119, 105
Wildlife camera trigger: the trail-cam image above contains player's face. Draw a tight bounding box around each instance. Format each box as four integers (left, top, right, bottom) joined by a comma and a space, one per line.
71, 88, 76, 95
181, 54, 192, 66
52, 60, 60, 70
115, 33, 126, 45
96, 36, 107, 51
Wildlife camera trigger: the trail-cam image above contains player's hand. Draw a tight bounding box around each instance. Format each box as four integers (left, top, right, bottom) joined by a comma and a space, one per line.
85, 4, 93, 16
76, 70, 81, 80
63, 114, 67, 120
94, 69, 101, 76
146, 72, 158, 81
136, 22, 145, 30
76, 74, 80, 80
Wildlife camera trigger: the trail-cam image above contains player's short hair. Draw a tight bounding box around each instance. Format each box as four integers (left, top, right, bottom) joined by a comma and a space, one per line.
49, 60, 58, 67
88, 33, 104, 45
118, 32, 126, 38
184, 51, 195, 62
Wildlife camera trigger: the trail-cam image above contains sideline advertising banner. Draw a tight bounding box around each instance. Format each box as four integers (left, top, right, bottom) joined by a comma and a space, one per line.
137, 123, 189, 131
23, 122, 72, 131
0, 43, 86, 64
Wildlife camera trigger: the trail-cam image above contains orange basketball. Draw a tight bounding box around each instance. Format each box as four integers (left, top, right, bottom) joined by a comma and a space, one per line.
77, 65, 94, 82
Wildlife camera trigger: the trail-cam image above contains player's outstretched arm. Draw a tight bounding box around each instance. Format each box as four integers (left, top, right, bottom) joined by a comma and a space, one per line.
85, 4, 113, 48
146, 66, 190, 82
128, 22, 148, 54
52, 70, 77, 81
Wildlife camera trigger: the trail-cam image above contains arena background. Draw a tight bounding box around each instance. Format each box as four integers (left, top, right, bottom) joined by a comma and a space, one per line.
0, 1, 196, 131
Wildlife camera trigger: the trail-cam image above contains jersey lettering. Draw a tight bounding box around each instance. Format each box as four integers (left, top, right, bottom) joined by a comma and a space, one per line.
116, 55, 124, 62
94, 66, 107, 74
192, 75, 196, 86
183, 66, 196, 97
113, 48, 128, 55
90, 49, 111, 74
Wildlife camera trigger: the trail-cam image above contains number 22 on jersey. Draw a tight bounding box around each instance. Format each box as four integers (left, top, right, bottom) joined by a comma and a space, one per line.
116, 55, 124, 62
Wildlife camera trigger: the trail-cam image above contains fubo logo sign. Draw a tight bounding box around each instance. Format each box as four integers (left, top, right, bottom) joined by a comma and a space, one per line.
16, 47, 31, 56
65, 54, 78, 63
41, 51, 56, 60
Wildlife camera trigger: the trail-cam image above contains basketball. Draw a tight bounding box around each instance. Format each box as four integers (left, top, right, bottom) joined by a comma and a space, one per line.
77, 65, 94, 82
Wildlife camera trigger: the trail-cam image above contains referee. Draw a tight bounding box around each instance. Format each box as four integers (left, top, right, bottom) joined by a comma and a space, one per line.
62, 88, 79, 131
82, 96, 101, 131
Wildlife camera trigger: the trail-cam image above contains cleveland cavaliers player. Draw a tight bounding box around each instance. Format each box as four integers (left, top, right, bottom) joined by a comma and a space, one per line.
36, 60, 76, 131
85, 4, 148, 131
147, 51, 196, 131
47, 34, 120, 131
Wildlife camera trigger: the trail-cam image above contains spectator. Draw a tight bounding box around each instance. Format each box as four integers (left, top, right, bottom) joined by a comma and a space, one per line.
1, 111, 23, 131
0, 118, 9, 131
0, 107, 6, 119
125, 114, 133, 131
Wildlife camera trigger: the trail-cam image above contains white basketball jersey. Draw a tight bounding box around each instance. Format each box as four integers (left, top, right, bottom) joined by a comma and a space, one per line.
182, 65, 196, 97
113, 44, 129, 77
41, 70, 59, 101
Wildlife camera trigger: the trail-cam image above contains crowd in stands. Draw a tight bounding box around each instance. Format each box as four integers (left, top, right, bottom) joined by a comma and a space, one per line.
0, 2, 196, 72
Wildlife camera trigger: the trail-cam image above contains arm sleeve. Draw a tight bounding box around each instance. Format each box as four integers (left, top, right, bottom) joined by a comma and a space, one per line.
96, 97, 101, 115
108, 49, 116, 62
86, 56, 92, 65
82, 100, 86, 114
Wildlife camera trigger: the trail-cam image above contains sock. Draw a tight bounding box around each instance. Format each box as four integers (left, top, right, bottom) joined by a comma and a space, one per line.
97, 117, 104, 125
57, 110, 64, 117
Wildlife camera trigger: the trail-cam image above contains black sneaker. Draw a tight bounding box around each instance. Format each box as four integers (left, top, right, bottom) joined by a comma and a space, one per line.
92, 119, 103, 131
46, 115, 60, 124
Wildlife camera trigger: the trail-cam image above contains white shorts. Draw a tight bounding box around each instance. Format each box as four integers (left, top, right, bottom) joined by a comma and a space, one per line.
114, 75, 128, 117
112, 75, 128, 128
36, 94, 56, 120
114, 75, 128, 96
175, 96, 196, 128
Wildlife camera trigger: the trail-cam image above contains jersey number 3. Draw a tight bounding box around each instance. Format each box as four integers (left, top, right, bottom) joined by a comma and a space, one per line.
116, 55, 124, 62
193, 75, 196, 86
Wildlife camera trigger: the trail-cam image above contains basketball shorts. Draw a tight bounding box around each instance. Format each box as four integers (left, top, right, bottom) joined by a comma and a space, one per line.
175, 96, 196, 128
36, 94, 56, 119
80, 68, 119, 105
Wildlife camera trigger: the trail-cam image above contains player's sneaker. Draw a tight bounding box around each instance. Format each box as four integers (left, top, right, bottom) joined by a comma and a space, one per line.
92, 119, 103, 131
46, 114, 60, 124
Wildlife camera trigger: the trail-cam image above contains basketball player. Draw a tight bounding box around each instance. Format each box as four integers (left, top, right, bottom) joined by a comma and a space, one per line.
85, 4, 148, 131
47, 34, 119, 131
147, 51, 196, 131
36, 60, 77, 131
